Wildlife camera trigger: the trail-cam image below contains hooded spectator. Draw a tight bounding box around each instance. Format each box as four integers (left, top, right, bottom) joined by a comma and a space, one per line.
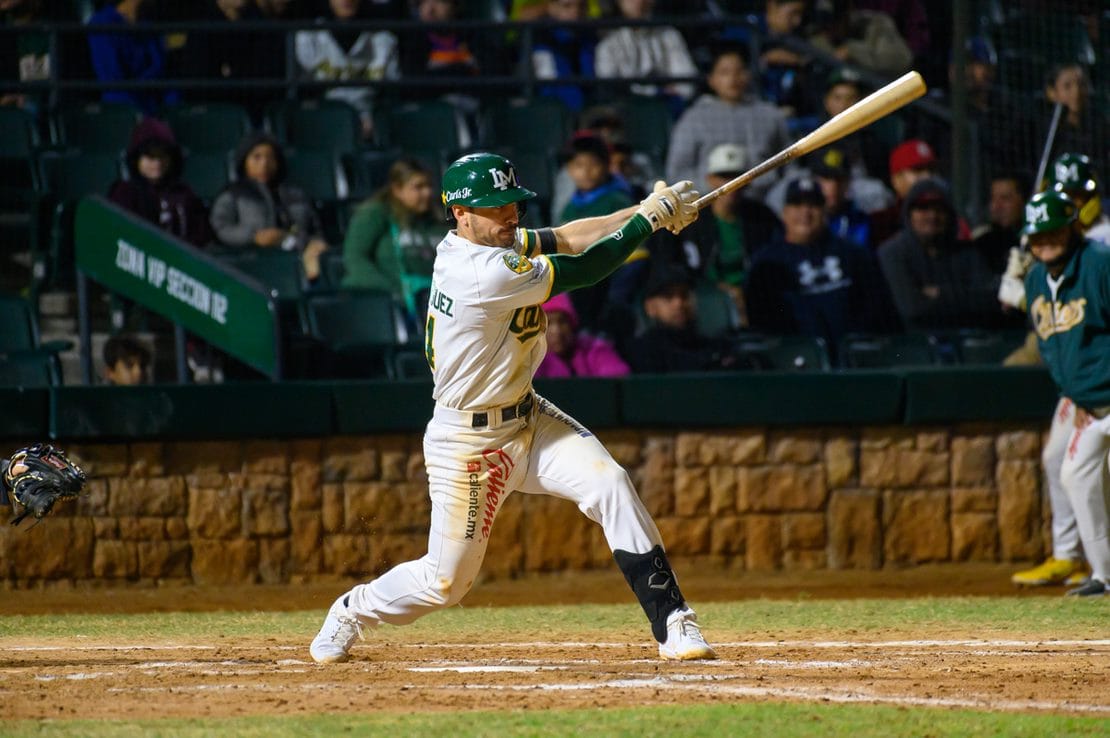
534, 293, 630, 378
108, 117, 211, 248
209, 131, 328, 280
877, 177, 1003, 330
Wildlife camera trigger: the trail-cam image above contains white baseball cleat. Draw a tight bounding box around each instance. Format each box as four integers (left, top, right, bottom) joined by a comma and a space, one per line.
658, 606, 717, 660
310, 594, 363, 664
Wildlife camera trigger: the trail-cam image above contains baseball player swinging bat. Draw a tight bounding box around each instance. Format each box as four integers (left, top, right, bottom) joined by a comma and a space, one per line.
694, 70, 927, 209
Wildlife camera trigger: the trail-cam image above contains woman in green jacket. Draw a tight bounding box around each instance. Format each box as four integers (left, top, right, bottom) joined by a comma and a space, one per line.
342, 157, 442, 327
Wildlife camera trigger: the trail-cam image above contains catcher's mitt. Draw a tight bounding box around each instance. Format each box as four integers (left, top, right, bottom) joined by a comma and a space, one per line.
1, 444, 86, 526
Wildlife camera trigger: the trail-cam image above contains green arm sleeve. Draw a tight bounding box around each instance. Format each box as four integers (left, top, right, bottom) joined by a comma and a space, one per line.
548, 214, 652, 294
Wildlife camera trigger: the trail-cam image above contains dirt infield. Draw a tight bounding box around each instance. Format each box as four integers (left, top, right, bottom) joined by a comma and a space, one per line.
2, 564, 1107, 721
4, 636, 1109, 720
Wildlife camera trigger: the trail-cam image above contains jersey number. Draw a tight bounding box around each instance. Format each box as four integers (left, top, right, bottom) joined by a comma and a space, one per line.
424, 314, 436, 370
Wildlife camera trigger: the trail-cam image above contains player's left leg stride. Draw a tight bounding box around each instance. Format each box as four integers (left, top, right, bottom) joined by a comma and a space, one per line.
659, 606, 716, 660
310, 594, 364, 663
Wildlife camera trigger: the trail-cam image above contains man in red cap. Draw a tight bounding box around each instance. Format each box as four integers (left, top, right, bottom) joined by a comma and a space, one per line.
870, 138, 940, 245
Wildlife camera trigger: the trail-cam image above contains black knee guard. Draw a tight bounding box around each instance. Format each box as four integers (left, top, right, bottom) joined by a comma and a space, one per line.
613, 545, 685, 643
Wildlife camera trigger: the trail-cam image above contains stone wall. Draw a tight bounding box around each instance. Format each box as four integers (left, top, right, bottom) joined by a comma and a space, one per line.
0, 424, 1050, 587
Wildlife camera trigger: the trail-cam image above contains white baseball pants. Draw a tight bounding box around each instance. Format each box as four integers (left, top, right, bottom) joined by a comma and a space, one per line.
1044, 398, 1082, 561
343, 394, 663, 626
1060, 414, 1110, 583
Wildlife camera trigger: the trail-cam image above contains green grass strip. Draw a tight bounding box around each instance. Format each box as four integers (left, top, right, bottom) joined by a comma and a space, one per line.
2, 597, 1107, 641
2, 702, 1108, 738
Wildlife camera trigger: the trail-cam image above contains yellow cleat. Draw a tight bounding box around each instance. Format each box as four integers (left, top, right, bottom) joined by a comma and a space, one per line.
1011, 558, 1087, 587
1065, 564, 1092, 587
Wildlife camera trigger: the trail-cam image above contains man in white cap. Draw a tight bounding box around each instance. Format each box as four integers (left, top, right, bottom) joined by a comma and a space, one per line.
651, 143, 781, 319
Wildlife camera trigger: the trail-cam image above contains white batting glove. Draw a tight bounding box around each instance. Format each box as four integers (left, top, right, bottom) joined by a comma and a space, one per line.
637, 180, 700, 234
997, 246, 1032, 310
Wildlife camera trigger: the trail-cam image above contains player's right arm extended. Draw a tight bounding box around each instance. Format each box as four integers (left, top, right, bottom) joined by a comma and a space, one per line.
547, 214, 653, 294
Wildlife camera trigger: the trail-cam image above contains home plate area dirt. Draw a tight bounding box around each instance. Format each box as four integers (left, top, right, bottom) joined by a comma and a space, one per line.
4, 635, 1109, 720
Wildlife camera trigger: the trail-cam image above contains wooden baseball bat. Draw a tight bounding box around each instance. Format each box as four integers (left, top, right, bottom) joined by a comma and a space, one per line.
693, 70, 927, 209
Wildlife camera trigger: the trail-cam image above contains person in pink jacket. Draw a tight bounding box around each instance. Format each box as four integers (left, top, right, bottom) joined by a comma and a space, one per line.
535, 293, 630, 378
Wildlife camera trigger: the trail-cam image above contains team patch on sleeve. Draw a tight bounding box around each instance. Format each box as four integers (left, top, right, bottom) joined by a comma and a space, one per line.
502, 252, 534, 275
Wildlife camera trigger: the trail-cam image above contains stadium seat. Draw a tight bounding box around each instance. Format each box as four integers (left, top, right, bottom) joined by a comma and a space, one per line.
0, 107, 41, 193
613, 96, 674, 172
478, 97, 572, 156
0, 292, 71, 379
391, 348, 431, 380
284, 148, 347, 202
162, 103, 252, 153
218, 249, 309, 335
49, 101, 142, 153
954, 329, 1029, 365
181, 150, 233, 204
735, 334, 831, 371
266, 98, 362, 155
377, 100, 462, 162
0, 351, 58, 387
306, 290, 407, 378
839, 332, 939, 369
34, 149, 122, 290
342, 148, 403, 202
694, 283, 741, 339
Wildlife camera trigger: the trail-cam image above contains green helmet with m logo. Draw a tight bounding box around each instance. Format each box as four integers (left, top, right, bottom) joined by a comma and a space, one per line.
1050, 152, 1099, 195
441, 152, 537, 209
1021, 190, 1077, 236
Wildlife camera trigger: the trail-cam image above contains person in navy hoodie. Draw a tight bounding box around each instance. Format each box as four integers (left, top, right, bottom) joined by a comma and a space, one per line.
745, 177, 896, 361
87, 0, 179, 114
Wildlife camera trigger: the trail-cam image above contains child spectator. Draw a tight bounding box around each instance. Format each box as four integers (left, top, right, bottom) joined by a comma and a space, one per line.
108, 117, 211, 249
102, 334, 151, 385
559, 132, 643, 334
209, 132, 329, 281
531, 0, 597, 113
535, 293, 630, 378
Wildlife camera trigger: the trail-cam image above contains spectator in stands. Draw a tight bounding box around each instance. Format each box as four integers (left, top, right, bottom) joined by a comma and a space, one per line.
531, 0, 597, 113
746, 178, 895, 357
665, 43, 791, 201
959, 36, 1032, 177
1042, 64, 1108, 186
210, 132, 329, 281
0, 0, 69, 117
535, 293, 630, 378
869, 138, 939, 245
295, 0, 399, 139
811, 148, 876, 250
87, 0, 180, 114
878, 177, 1003, 331
653, 143, 781, 323
102, 334, 151, 385
559, 132, 642, 333
625, 266, 745, 373
341, 156, 441, 327
972, 170, 1030, 273
594, 0, 698, 112
853, 0, 929, 59
152, 0, 283, 119
808, 0, 913, 77
108, 118, 211, 248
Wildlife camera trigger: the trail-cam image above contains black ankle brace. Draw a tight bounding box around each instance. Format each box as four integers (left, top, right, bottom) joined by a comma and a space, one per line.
613, 545, 685, 643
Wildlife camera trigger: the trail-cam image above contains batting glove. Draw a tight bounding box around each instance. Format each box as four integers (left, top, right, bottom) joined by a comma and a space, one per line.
997, 246, 1032, 310
637, 180, 699, 234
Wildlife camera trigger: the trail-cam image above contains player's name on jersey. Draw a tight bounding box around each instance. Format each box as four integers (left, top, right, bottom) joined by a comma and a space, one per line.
429, 285, 454, 317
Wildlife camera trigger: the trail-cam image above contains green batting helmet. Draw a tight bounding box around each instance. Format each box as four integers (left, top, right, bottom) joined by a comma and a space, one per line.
1021, 190, 1077, 236
441, 152, 536, 209
1050, 152, 1099, 195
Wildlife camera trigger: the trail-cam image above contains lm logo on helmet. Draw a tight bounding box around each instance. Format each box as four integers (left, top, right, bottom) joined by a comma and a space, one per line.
1055, 162, 1079, 183
1026, 202, 1050, 225
489, 167, 518, 191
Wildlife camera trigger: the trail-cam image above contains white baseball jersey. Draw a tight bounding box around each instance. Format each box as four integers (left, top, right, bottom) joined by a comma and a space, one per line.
425, 229, 555, 410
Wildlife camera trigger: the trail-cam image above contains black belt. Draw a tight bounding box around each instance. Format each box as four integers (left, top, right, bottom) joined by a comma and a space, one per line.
471, 394, 534, 429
